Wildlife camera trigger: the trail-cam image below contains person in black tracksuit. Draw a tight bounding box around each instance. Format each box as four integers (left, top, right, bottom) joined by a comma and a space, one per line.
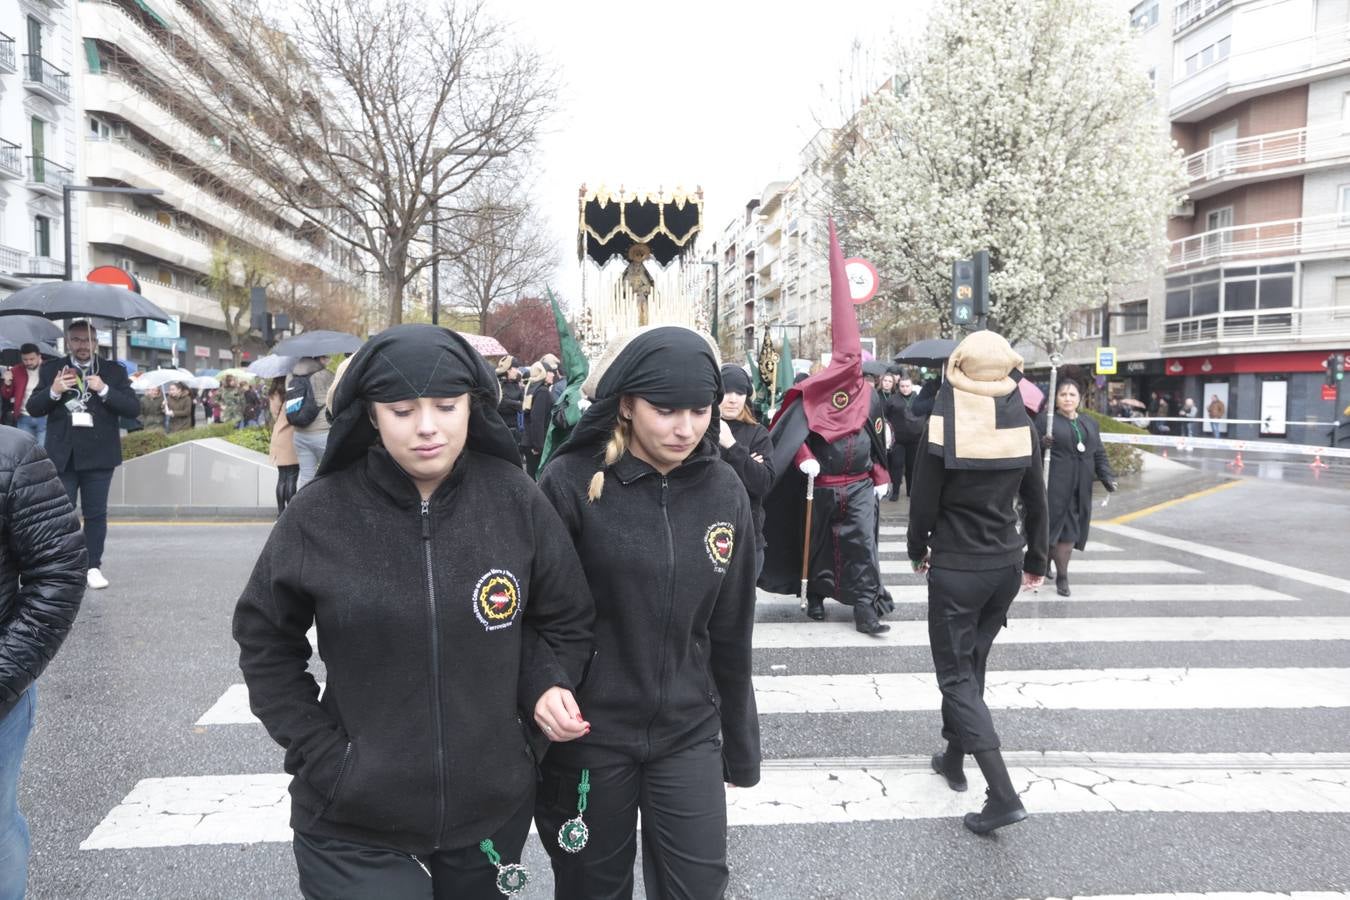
884, 371, 926, 499
234, 325, 595, 899
716, 365, 775, 577
536, 326, 761, 900
906, 331, 1048, 836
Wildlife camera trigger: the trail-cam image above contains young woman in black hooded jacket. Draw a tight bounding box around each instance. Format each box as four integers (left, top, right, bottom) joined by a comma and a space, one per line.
715, 364, 775, 576
535, 325, 761, 900
233, 325, 595, 899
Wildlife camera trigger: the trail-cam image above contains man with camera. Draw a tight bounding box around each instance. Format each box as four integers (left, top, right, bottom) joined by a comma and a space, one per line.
25, 321, 140, 590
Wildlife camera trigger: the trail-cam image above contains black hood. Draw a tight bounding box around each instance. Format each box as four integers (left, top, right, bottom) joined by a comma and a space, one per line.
317, 324, 521, 477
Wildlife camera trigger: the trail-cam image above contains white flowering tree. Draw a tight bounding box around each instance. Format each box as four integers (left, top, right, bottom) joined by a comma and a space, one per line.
841, 0, 1186, 351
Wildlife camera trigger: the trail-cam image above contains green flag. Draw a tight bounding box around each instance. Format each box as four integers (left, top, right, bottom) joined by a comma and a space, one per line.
537, 288, 589, 476
775, 333, 794, 400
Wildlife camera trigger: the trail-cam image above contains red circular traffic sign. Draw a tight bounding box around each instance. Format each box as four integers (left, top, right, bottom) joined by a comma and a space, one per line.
843, 257, 878, 304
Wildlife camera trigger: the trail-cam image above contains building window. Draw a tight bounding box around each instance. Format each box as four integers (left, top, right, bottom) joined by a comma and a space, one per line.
1131, 0, 1159, 30
1335, 276, 1350, 319
1075, 307, 1104, 339
1185, 53, 1199, 76
1147, 67, 1157, 91
88, 116, 111, 140
1118, 300, 1148, 333
1183, 36, 1230, 78
1343, 92, 1350, 133
1340, 184, 1350, 226
34, 216, 50, 257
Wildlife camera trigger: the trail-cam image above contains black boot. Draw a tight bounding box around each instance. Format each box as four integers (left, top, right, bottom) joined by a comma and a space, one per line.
930, 743, 967, 792
805, 595, 824, 621
1056, 575, 1070, 597
853, 605, 890, 635
964, 750, 1026, 834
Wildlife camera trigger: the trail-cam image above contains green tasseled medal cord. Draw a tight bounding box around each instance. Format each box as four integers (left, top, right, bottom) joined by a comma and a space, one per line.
558, 768, 592, 853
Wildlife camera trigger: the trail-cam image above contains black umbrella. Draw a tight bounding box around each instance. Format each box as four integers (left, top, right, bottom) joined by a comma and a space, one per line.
271, 330, 364, 358
894, 338, 959, 367
862, 359, 889, 377
0, 339, 58, 367
0, 281, 172, 323
0, 315, 62, 345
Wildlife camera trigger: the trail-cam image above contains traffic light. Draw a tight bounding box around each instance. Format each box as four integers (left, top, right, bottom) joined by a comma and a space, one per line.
1328, 353, 1346, 386
972, 250, 990, 316
952, 259, 976, 326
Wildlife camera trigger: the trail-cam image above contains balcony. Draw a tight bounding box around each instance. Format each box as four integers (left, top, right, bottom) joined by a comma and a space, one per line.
27, 157, 74, 196
139, 279, 227, 329
0, 140, 22, 179
1182, 126, 1350, 199
1170, 22, 1350, 121
0, 33, 15, 74
84, 205, 214, 274
1163, 304, 1349, 347
1173, 0, 1230, 34
22, 55, 71, 104
1169, 213, 1350, 270
0, 244, 26, 289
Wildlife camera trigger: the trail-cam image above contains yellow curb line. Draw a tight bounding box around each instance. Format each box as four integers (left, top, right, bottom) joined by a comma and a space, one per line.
1102, 479, 1244, 526
109, 520, 274, 527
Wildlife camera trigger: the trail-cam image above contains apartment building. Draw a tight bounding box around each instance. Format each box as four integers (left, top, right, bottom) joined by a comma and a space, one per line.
703, 130, 840, 364
2, 0, 360, 370
0, 0, 78, 293
1044, 0, 1350, 444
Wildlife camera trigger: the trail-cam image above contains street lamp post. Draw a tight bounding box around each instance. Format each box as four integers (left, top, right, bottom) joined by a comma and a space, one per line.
699, 260, 719, 340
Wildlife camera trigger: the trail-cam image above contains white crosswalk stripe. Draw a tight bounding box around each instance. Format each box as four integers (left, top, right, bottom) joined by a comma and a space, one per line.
82, 519, 1350, 896
80, 752, 1350, 850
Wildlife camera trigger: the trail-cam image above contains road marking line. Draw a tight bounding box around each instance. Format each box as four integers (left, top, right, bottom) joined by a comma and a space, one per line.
1103, 479, 1243, 526
80, 752, 1350, 848
878, 540, 1121, 555
1019, 893, 1350, 900
1098, 523, 1350, 596
750, 617, 1350, 649
202, 665, 1350, 726
751, 667, 1350, 714
757, 583, 1297, 605
880, 558, 1195, 575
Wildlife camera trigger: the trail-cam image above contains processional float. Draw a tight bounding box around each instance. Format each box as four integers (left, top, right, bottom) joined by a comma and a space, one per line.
575, 185, 705, 353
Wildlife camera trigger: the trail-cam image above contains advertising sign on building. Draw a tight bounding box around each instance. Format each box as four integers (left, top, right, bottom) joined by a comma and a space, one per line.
194, 345, 210, 358
1259, 380, 1287, 437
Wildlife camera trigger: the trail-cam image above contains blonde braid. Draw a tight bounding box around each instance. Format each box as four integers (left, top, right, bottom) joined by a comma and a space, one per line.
586, 417, 631, 502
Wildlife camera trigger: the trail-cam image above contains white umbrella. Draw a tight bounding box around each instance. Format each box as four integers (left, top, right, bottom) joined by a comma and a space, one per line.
246, 354, 297, 379
190, 375, 221, 390
134, 368, 196, 392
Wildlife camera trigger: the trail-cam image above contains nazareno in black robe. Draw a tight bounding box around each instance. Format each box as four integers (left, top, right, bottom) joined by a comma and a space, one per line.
758, 387, 892, 615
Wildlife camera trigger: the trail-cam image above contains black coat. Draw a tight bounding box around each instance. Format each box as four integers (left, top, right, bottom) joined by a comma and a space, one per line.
523, 382, 553, 451
26, 356, 140, 471
233, 446, 595, 854
720, 419, 775, 549
0, 426, 87, 719
884, 390, 926, 444
497, 379, 524, 436
1046, 413, 1116, 550
539, 442, 761, 787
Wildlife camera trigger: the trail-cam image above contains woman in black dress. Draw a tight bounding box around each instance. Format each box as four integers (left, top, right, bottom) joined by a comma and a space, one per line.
1044, 380, 1116, 596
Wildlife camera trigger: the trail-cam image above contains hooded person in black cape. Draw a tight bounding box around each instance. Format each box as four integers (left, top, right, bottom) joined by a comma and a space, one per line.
236, 324, 595, 899
758, 221, 893, 634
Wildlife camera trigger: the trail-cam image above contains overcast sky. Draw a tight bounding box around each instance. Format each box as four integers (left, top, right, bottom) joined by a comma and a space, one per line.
493, 0, 931, 302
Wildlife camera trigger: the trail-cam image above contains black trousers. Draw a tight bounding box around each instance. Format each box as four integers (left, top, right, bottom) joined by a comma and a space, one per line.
926, 565, 1020, 754
293, 793, 533, 900
535, 737, 728, 900
60, 467, 113, 569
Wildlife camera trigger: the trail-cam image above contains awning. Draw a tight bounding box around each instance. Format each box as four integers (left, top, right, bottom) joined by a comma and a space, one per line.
132, 0, 171, 31
577, 186, 702, 267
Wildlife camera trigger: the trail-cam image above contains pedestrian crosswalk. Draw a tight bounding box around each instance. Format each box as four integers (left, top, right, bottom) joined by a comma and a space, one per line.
79, 520, 1350, 898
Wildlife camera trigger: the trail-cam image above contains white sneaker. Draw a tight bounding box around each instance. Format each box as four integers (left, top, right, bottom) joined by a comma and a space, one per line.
87, 568, 109, 590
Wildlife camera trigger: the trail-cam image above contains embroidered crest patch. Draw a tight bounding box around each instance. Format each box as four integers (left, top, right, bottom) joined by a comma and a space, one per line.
704, 522, 735, 573
874, 416, 885, 435
831, 390, 850, 409
473, 569, 522, 631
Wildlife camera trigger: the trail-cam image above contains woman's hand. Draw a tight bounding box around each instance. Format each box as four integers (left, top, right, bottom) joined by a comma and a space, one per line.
718, 420, 735, 448
1021, 572, 1045, 590
534, 686, 589, 742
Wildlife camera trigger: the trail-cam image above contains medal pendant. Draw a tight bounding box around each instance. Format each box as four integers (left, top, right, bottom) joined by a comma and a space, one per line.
1076, 442, 1086, 453
494, 862, 529, 896
558, 816, 590, 853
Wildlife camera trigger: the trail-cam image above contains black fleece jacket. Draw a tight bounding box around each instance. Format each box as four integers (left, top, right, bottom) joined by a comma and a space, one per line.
906, 436, 1049, 575
539, 441, 761, 787
720, 419, 775, 549
233, 447, 594, 854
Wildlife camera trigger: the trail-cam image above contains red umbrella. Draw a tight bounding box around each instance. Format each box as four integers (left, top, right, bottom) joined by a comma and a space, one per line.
1017, 378, 1045, 415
